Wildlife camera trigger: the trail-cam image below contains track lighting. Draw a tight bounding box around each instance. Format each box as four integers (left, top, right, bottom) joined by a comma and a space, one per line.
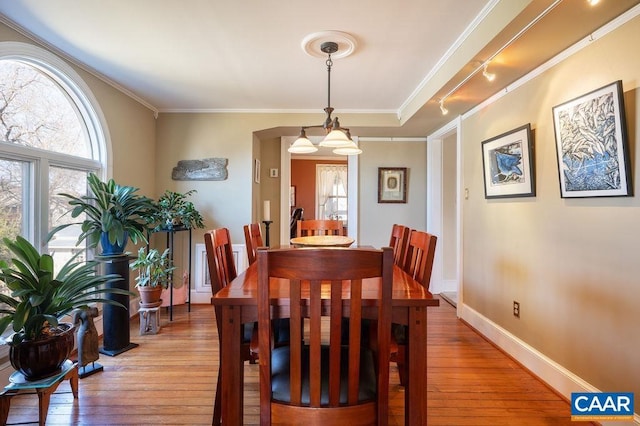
439, 99, 448, 115
482, 63, 496, 82
435, 0, 562, 119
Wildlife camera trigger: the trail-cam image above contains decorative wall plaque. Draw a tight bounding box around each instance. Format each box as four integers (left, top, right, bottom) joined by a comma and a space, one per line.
172, 158, 228, 181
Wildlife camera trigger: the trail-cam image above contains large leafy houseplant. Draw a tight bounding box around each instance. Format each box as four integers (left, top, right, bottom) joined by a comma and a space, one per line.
48, 173, 157, 255
0, 236, 131, 379
150, 189, 205, 232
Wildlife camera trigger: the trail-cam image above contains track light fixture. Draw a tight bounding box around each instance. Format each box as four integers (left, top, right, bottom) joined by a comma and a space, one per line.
439, 99, 448, 115
482, 63, 496, 82
288, 41, 361, 155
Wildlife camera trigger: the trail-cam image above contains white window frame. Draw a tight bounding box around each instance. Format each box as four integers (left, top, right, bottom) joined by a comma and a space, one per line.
0, 42, 110, 367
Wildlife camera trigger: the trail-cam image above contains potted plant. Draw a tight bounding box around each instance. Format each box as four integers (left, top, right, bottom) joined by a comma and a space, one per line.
0, 236, 131, 380
130, 246, 176, 307
150, 189, 205, 232
48, 173, 157, 256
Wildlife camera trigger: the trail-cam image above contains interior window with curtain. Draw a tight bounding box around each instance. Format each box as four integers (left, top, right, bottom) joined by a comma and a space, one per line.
316, 164, 348, 224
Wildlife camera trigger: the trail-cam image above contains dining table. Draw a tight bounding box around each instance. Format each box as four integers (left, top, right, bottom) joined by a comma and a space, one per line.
211, 248, 440, 425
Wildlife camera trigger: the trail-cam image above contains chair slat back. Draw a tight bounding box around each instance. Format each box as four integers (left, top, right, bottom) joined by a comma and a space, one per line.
244, 223, 264, 265
296, 219, 344, 237
388, 224, 410, 267
204, 228, 243, 426
204, 228, 237, 295
402, 230, 437, 290
257, 247, 393, 425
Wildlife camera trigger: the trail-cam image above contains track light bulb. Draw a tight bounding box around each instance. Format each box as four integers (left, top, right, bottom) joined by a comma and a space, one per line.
439, 100, 448, 115
483, 64, 495, 82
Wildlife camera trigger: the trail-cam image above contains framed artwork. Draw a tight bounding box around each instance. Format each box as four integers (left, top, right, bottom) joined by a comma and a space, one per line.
481, 124, 535, 199
552, 80, 632, 198
254, 159, 260, 183
289, 186, 296, 207
378, 167, 407, 203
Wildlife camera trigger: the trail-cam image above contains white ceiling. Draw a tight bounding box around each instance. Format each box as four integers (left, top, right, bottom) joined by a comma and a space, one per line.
1, 0, 639, 137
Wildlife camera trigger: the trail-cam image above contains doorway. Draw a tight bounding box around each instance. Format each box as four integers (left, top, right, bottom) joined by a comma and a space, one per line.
279, 137, 359, 244
427, 118, 462, 311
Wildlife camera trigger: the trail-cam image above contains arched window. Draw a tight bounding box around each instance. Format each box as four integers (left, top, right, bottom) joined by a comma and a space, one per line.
0, 42, 109, 271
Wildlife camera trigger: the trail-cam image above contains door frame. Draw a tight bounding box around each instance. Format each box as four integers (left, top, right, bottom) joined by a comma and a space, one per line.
280, 137, 359, 245
427, 117, 463, 312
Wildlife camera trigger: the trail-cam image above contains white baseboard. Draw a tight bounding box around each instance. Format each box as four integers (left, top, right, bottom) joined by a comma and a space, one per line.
431, 278, 457, 294
459, 303, 639, 425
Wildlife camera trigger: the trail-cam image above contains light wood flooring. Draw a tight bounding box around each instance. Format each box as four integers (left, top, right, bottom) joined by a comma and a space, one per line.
4, 297, 590, 425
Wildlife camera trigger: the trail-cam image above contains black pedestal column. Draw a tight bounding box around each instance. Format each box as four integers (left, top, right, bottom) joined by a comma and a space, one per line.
98, 255, 138, 356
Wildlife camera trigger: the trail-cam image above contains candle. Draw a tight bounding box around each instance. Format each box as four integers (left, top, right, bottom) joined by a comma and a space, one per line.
263, 200, 271, 221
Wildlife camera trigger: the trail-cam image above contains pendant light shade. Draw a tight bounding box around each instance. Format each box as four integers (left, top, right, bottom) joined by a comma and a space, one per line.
288, 129, 318, 153
320, 128, 352, 147
333, 140, 362, 155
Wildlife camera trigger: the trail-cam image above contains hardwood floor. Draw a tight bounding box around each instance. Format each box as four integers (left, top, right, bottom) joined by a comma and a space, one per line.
4, 297, 586, 425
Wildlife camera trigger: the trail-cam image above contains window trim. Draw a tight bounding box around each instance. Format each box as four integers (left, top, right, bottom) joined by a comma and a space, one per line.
0, 42, 110, 366
0, 41, 112, 179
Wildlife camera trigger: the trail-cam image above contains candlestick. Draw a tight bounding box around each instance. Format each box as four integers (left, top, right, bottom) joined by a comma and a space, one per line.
262, 220, 272, 247
263, 200, 271, 222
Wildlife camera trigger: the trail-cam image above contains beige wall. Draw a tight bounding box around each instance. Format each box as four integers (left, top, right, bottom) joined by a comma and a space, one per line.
462, 15, 640, 407
358, 140, 428, 249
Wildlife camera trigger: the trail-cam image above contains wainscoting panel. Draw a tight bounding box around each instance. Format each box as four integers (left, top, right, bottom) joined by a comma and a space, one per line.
192, 243, 247, 304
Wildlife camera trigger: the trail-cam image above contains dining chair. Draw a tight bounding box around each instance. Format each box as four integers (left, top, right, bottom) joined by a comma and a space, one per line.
388, 224, 410, 267
243, 223, 264, 265
392, 229, 437, 386
289, 207, 304, 238
296, 219, 344, 237
204, 228, 257, 425
257, 247, 393, 425
402, 229, 437, 289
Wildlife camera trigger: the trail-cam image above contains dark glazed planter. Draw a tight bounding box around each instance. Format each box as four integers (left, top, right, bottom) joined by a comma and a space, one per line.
9, 323, 75, 381
100, 231, 128, 256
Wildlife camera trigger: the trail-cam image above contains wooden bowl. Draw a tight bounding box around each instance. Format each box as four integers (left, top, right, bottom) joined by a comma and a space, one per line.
290, 236, 355, 248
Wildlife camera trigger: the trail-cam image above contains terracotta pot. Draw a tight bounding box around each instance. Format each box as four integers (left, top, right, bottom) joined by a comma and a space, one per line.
9, 323, 75, 381
138, 286, 163, 307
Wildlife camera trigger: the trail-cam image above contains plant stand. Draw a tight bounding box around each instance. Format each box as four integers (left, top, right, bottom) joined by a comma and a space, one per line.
98, 255, 138, 356
0, 360, 78, 426
152, 226, 192, 321
139, 301, 162, 335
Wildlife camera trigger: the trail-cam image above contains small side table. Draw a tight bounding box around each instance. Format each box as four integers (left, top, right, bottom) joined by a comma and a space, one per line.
0, 360, 78, 426
139, 300, 163, 335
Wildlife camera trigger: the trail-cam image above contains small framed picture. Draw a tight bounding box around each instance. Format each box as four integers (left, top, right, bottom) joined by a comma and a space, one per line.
552, 80, 632, 198
481, 124, 535, 199
378, 167, 407, 203
289, 186, 296, 207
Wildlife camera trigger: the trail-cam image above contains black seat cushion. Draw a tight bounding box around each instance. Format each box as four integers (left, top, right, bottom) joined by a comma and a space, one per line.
392, 324, 408, 345
242, 320, 290, 346
242, 323, 254, 343
270, 345, 377, 405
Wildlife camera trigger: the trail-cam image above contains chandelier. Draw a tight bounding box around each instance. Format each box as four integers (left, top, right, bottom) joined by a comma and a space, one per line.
288, 41, 362, 155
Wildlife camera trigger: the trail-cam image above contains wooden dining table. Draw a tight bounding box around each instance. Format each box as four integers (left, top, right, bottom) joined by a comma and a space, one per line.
212, 251, 440, 425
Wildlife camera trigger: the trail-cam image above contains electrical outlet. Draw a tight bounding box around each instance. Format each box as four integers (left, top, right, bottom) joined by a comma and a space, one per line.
513, 301, 520, 318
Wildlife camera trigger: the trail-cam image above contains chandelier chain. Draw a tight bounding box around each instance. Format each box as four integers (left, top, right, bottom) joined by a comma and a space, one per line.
326, 54, 333, 114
